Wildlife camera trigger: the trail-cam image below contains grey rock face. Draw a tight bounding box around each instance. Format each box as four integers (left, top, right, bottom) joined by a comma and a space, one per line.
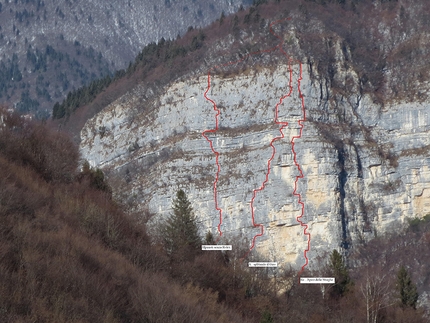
80, 58, 430, 269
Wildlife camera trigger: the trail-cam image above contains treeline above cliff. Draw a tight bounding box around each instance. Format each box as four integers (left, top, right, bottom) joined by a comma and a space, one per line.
54, 0, 430, 137
52, 31, 207, 120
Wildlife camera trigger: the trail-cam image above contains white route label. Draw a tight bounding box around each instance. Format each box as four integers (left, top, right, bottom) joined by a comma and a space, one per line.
300, 277, 335, 284
201, 245, 232, 250
248, 262, 278, 268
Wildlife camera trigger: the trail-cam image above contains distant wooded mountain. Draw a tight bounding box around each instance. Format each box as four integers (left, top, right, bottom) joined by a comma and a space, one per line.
0, 0, 251, 117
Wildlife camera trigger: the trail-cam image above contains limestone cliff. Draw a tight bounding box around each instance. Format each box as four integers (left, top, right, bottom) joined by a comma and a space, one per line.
79, 46, 430, 268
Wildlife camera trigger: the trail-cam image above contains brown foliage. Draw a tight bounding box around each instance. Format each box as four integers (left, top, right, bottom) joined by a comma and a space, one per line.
0, 107, 79, 182
1, 108, 429, 322
0, 110, 253, 323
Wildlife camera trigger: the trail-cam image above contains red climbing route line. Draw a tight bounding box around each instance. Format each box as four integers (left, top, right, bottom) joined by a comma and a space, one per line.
270, 19, 311, 282
202, 79, 223, 237
203, 18, 310, 278
241, 19, 296, 259
291, 62, 310, 283
241, 62, 293, 260
202, 20, 284, 239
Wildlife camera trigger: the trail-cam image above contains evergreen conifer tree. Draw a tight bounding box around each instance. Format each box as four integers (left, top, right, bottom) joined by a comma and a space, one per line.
260, 309, 274, 323
329, 249, 352, 298
162, 189, 201, 258
219, 11, 225, 25
205, 230, 215, 244
397, 266, 418, 309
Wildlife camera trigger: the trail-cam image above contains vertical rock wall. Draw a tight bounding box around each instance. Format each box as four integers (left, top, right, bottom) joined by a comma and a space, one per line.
80, 61, 430, 269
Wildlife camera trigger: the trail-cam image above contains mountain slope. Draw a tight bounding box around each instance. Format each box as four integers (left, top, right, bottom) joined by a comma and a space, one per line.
2, 106, 427, 322
0, 107, 255, 322
0, 0, 250, 116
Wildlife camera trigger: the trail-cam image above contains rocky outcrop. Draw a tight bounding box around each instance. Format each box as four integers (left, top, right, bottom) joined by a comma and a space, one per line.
80, 47, 430, 269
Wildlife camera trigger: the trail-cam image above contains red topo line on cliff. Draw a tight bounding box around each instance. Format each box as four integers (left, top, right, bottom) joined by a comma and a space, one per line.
203, 18, 310, 276
291, 62, 310, 283
270, 20, 310, 282
202, 20, 284, 239
242, 67, 293, 260
202, 81, 224, 238
244, 19, 294, 258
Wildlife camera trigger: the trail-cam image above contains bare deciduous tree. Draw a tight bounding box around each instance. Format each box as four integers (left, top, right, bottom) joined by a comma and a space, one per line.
360, 269, 395, 323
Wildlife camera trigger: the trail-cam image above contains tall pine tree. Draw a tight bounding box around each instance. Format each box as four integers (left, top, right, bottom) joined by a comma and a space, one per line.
397, 266, 418, 309
329, 249, 352, 298
162, 189, 201, 259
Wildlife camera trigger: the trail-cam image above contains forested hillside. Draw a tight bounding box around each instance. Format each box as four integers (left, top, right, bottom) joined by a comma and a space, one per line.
1, 106, 429, 321
0, 107, 250, 322
0, 0, 250, 116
